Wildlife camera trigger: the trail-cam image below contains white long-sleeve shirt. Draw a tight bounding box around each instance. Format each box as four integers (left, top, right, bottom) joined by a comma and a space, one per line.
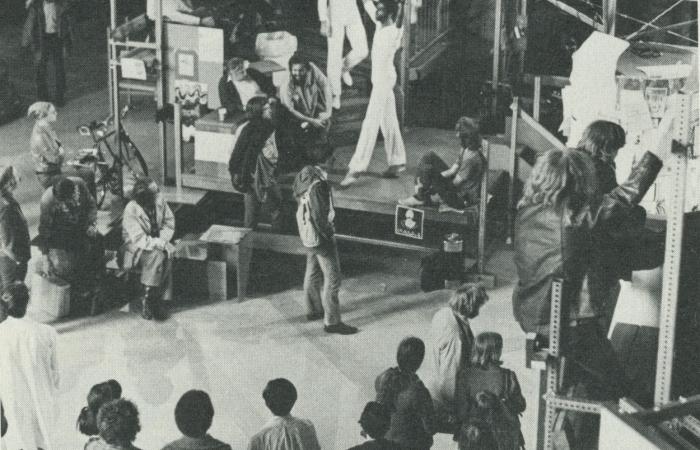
147, 0, 200, 25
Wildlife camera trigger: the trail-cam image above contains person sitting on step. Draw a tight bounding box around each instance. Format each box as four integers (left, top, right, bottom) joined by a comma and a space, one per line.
399, 117, 486, 214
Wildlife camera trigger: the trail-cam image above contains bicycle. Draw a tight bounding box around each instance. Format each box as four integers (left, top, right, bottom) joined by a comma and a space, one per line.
76, 106, 149, 207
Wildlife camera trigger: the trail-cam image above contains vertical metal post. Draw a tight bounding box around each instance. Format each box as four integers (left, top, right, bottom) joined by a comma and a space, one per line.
533, 76, 541, 121
477, 141, 490, 274
602, 0, 617, 35
507, 97, 519, 244
173, 102, 183, 190
155, 0, 167, 184
491, 0, 503, 116
107, 28, 114, 116
399, 0, 413, 128
654, 150, 687, 406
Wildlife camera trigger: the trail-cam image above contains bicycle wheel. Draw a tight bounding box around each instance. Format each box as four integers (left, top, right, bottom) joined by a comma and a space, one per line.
122, 139, 148, 177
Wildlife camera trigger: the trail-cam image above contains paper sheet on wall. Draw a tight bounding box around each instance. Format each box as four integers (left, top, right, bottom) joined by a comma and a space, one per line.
197, 27, 223, 63
563, 32, 630, 146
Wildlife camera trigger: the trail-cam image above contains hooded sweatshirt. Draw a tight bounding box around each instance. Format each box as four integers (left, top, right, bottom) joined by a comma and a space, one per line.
292, 166, 334, 251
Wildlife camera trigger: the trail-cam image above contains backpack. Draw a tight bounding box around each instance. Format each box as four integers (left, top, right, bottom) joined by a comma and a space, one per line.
491, 370, 525, 450
296, 180, 334, 248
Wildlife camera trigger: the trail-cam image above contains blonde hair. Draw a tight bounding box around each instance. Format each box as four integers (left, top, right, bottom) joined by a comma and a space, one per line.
519, 148, 598, 212
449, 283, 488, 318
27, 102, 55, 120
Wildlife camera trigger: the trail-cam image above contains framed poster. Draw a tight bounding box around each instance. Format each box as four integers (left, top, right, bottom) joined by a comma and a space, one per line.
395, 205, 424, 240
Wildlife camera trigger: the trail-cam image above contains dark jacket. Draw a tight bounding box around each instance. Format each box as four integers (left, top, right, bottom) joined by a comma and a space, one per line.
455, 365, 526, 423
347, 439, 402, 450
22, 0, 74, 59
293, 166, 334, 245
228, 118, 275, 193
512, 151, 662, 333
375, 368, 436, 450
0, 193, 31, 264
38, 177, 97, 253
218, 69, 275, 114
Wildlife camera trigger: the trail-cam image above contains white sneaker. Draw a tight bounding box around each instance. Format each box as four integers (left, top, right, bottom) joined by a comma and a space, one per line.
332, 95, 341, 110
399, 196, 425, 206
342, 70, 354, 87
340, 172, 359, 187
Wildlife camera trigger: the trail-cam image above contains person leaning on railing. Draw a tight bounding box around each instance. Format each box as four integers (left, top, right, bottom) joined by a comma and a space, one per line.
511, 112, 675, 449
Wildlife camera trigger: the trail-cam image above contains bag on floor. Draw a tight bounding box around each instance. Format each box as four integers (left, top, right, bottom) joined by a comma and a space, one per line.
30, 271, 71, 321
420, 251, 446, 292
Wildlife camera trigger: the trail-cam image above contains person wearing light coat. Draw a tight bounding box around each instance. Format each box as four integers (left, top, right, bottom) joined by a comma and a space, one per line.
0, 283, 60, 450
121, 177, 175, 321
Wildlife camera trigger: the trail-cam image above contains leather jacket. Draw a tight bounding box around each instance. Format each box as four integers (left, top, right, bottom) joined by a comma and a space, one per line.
512, 151, 662, 334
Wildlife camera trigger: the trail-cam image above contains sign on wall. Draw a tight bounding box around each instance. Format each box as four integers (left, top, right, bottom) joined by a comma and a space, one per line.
395, 205, 424, 240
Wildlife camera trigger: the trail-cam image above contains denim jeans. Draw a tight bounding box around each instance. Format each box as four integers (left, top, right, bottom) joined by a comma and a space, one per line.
303, 241, 341, 326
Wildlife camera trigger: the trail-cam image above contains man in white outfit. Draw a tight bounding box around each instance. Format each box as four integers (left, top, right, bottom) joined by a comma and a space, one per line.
340, 0, 406, 187
0, 283, 60, 450
319, 0, 368, 109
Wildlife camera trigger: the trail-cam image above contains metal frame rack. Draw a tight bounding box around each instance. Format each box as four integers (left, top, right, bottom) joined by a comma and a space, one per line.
107, 0, 167, 184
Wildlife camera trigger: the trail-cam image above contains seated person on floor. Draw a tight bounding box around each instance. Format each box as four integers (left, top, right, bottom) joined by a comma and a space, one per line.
229, 96, 287, 231
400, 117, 486, 213
121, 177, 175, 321
280, 52, 333, 171
38, 176, 102, 311
218, 57, 276, 117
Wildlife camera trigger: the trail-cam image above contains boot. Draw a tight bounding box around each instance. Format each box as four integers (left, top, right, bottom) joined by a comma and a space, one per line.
141, 286, 154, 320
147, 285, 167, 321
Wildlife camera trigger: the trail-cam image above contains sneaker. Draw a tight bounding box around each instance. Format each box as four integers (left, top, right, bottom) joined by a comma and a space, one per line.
324, 322, 358, 335
399, 196, 425, 207
332, 95, 341, 110
342, 70, 354, 87
306, 311, 324, 321
382, 165, 406, 178
439, 203, 465, 214
339, 172, 359, 187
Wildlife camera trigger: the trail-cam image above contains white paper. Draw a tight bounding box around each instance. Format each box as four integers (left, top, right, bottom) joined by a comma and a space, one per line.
563, 32, 630, 146
177, 52, 195, 77
120, 58, 147, 80
197, 26, 223, 63
637, 64, 692, 80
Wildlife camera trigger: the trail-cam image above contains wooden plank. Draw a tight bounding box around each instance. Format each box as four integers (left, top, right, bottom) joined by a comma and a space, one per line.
160, 186, 209, 206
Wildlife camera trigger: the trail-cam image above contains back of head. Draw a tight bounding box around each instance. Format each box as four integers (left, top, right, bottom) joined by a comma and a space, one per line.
245, 96, 269, 121
519, 148, 598, 213
293, 165, 324, 197
1, 282, 29, 318
27, 101, 54, 121
577, 120, 626, 163
471, 332, 503, 368
225, 57, 247, 73
175, 390, 215, 438
396, 336, 425, 373
263, 378, 297, 416
78, 383, 116, 436
449, 283, 488, 319
377, 0, 399, 19
53, 176, 75, 202
97, 399, 141, 446
106, 380, 122, 399
359, 401, 391, 439
455, 116, 481, 150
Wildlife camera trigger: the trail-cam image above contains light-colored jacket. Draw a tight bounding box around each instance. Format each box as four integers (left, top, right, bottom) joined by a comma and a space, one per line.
429, 307, 474, 413
30, 121, 64, 174
0, 316, 60, 450
121, 194, 174, 268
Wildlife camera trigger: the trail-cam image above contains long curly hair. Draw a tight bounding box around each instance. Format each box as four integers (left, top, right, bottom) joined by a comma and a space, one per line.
518, 148, 598, 214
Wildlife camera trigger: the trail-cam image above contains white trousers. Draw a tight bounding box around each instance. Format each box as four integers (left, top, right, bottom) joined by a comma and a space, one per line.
327, 16, 368, 99
348, 83, 406, 173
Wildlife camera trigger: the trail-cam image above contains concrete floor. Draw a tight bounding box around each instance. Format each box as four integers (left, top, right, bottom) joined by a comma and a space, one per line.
0, 91, 539, 449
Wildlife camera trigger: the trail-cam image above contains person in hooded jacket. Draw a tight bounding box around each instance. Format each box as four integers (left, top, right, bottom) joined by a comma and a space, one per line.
293, 165, 357, 335
121, 176, 175, 321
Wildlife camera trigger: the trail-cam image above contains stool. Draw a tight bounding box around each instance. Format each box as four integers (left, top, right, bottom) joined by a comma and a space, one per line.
199, 225, 253, 302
